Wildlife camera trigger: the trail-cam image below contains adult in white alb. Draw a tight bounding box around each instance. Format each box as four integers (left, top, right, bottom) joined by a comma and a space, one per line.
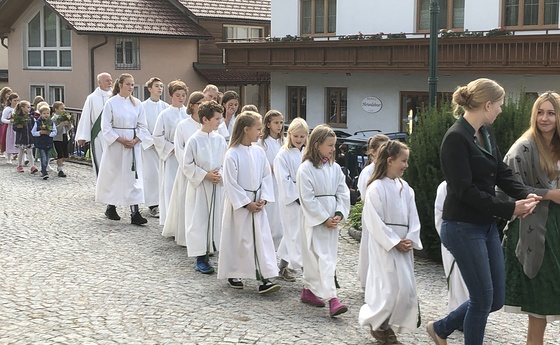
153, 80, 189, 227
160, 91, 202, 246
141, 77, 169, 218
95, 73, 151, 225
76, 72, 113, 175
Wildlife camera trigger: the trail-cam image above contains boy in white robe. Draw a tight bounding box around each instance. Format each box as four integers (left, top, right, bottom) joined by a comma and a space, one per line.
183, 101, 227, 274
297, 125, 350, 317
217, 111, 281, 294
153, 80, 189, 226
141, 77, 169, 218
358, 140, 422, 344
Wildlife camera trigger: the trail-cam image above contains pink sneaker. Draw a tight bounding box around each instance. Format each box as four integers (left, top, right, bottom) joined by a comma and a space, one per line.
328, 298, 348, 317
301, 288, 325, 307
30, 166, 38, 174
17, 165, 24, 173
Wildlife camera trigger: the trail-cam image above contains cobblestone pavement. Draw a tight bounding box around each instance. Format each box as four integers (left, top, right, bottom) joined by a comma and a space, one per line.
0, 161, 558, 344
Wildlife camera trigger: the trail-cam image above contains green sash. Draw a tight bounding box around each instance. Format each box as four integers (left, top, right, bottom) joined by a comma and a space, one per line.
90, 111, 102, 175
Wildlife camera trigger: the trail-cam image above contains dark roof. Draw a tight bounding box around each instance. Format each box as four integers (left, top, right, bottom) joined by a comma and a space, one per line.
178, 0, 270, 21
45, 0, 211, 38
193, 63, 270, 84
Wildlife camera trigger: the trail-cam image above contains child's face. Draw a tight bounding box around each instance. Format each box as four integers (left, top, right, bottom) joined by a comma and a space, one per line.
120, 77, 134, 96
40, 109, 50, 119
10, 97, 19, 107
204, 111, 222, 131
149, 81, 164, 97
21, 104, 31, 113
245, 119, 262, 143
268, 115, 284, 137
387, 149, 409, 179
204, 90, 219, 102
224, 99, 239, 116
55, 105, 65, 114
317, 136, 336, 160
172, 90, 187, 107
290, 130, 307, 150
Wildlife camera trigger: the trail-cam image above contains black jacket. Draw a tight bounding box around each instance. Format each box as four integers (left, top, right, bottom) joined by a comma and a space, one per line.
440, 116, 543, 224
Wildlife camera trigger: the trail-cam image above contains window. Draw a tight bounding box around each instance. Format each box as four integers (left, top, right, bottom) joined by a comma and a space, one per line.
326, 87, 347, 127
30, 85, 45, 100
504, 0, 559, 27
400, 91, 452, 133
115, 37, 140, 69
49, 85, 65, 104
418, 0, 464, 31
301, 0, 336, 35
30, 84, 65, 104
287, 86, 307, 121
224, 25, 264, 42
26, 5, 72, 69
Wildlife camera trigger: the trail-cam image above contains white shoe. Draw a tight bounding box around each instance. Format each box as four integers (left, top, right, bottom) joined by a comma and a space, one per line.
149, 207, 160, 218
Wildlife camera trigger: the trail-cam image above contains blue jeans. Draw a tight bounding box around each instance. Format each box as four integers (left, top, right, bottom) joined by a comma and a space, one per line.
38, 148, 49, 175
434, 221, 505, 345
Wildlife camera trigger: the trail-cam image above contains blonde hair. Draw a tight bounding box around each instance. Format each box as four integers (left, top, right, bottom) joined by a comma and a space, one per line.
52, 101, 64, 112
302, 124, 336, 168
368, 140, 409, 186
521, 91, 560, 179
260, 110, 284, 147
228, 111, 262, 148
187, 91, 205, 114
38, 103, 51, 114
283, 118, 309, 149
145, 77, 162, 89
112, 73, 136, 106
241, 104, 259, 113
14, 100, 31, 117
452, 78, 505, 118
202, 84, 218, 93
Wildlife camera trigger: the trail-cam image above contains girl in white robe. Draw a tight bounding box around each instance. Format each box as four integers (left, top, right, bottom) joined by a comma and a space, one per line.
153, 80, 189, 226
162, 92, 204, 246
256, 110, 284, 252
141, 77, 169, 217
221, 91, 239, 140
274, 118, 309, 275
358, 140, 422, 344
217, 111, 281, 294
356, 134, 390, 289
183, 101, 227, 274
95, 73, 151, 225
297, 125, 350, 317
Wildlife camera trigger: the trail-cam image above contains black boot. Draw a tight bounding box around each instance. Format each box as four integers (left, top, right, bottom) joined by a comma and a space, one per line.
105, 205, 120, 221
131, 211, 147, 225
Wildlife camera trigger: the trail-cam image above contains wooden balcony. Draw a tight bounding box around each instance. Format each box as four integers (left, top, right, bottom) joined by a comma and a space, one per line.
219, 34, 560, 74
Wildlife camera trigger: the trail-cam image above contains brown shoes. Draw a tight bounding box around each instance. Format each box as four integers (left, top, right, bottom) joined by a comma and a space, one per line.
426, 321, 447, 345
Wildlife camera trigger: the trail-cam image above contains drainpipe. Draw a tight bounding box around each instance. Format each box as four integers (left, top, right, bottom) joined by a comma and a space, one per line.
90, 35, 108, 92
1, 37, 7, 49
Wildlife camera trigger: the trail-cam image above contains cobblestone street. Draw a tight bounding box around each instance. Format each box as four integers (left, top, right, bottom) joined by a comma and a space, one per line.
0, 161, 558, 344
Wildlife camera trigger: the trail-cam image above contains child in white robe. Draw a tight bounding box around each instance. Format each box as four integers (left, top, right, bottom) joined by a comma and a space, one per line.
356, 134, 390, 289
358, 140, 422, 344
274, 118, 308, 279
256, 111, 286, 265
183, 101, 227, 274
434, 181, 468, 313
141, 77, 169, 217
162, 91, 204, 246
297, 124, 350, 317
153, 80, 189, 226
217, 111, 281, 294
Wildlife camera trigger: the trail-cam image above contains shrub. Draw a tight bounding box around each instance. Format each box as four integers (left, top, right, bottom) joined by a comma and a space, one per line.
348, 201, 363, 231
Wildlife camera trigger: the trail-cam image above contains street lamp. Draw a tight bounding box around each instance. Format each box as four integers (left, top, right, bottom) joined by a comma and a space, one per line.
428, 0, 439, 107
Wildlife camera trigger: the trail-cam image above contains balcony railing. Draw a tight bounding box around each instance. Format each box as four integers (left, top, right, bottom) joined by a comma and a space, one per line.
219, 30, 560, 74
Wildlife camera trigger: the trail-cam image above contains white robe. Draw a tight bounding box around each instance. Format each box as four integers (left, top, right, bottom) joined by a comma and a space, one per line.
256, 136, 283, 250
76, 87, 112, 174
358, 177, 422, 333
274, 147, 304, 269
95, 95, 150, 206
435, 181, 468, 313
162, 116, 200, 245
357, 162, 375, 288
217, 144, 277, 280
141, 99, 169, 206
183, 130, 227, 257
1, 106, 16, 154
153, 106, 188, 225
297, 160, 350, 300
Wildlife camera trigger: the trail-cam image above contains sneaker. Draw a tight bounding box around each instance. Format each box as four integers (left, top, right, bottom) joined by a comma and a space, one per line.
105, 205, 121, 221
301, 288, 325, 307
42, 174, 49, 180
58, 170, 67, 177
149, 207, 160, 218
131, 212, 148, 225
328, 298, 348, 317
227, 278, 244, 289
369, 326, 387, 343
279, 267, 296, 282
195, 257, 215, 274
30, 166, 38, 174
258, 281, 281, 294
426, 321, 447, 345
17, 165, 24, 173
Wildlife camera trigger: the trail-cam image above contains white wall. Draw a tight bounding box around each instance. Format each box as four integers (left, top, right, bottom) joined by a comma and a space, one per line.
271, 0, 299, 37
337, 0, 416, 35
464, 0, 500, 31
271, 71, 560, 134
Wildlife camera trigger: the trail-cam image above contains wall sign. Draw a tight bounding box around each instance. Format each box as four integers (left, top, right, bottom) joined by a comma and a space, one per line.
361, 96, 382, 113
